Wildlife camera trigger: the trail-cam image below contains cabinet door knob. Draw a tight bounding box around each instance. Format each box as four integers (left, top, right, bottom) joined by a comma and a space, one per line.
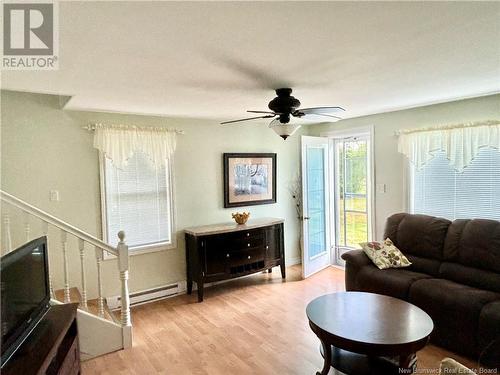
247, 255, 251, 259
247, 243, 251, 247
266, 245, 269, 249
226, 253, 230, 258
246, 233, 250, 237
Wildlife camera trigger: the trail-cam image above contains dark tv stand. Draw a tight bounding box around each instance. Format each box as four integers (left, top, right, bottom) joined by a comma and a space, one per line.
2, 303, 81, 375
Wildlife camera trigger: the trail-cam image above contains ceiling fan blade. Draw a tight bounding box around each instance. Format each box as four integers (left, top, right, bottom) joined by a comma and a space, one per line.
298, 106, 346, 114
299, 112, 342, 120
207, 53, 290, 90
247, 110, 282, 115
220, 115, 275, 125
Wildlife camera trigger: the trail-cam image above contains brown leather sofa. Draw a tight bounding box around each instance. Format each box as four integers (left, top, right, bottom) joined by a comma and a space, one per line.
342, 213, 500, 361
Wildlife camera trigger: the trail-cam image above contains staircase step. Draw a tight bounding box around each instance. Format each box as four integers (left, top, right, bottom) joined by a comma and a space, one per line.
87, 298, 119, 324
54, 288, 118, 324
54, 287, 82, 303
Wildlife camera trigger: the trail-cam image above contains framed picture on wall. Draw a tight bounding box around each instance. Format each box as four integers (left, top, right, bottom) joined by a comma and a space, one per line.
223, 153, 277, 208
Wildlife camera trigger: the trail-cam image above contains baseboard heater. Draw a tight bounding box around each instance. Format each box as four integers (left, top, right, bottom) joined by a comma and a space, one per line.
107, 281, 187, 310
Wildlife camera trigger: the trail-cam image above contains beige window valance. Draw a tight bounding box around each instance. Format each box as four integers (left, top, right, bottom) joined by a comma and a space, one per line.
89, 123, 181, 169
397, 120, 500, 171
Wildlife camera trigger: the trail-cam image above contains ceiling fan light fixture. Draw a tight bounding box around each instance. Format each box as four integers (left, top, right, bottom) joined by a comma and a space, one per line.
269, 118, 301, 140
220, 88, 345, 139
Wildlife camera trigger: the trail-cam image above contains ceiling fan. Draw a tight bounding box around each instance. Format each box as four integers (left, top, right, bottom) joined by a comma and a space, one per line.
221, 88, 345, 139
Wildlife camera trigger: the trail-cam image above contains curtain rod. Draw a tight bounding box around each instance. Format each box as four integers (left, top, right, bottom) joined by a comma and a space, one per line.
394, 119, 499, 136
82, 123, 185, 135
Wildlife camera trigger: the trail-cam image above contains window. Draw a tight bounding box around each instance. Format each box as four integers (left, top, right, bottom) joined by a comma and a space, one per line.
410, 147, 500, 221
101, 152, 174, 252
306, 147, 328, 257
334, 137, 371, 249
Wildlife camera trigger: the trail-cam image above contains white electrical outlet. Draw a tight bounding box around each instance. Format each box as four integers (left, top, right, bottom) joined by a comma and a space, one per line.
49, 190, 60, 201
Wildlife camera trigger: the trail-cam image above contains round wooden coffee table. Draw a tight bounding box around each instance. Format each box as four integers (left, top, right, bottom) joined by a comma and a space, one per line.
306, 292, 433, 375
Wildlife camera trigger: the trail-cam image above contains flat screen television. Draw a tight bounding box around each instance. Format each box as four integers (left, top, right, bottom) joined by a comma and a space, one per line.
1, 236, 51, 366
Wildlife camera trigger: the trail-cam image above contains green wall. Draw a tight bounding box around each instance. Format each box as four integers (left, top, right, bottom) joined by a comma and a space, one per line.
1, 90, 303, 297
2, 90, 498, 297
309, 93, 500, 239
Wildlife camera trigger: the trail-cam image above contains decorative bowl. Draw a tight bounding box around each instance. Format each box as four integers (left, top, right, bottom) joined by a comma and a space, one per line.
232, 212, 250, 225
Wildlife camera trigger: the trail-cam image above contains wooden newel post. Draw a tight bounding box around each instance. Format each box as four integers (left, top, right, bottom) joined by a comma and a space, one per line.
117, 230, 132, 348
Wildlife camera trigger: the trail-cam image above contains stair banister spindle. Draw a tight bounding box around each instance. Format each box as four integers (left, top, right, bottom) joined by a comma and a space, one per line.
42, 221, 55, 299
78, 239, 88, 309
117, 231, 132, 347
61, 230, 71, 303
95, 246, 105, 317
3, 211, 12, 253
23, 211, 31, 242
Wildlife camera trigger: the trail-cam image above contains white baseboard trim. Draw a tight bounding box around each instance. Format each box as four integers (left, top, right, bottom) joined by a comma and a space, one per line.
108, 281, 187, 310
119, 263, 300, 308
330, 264, 345, 271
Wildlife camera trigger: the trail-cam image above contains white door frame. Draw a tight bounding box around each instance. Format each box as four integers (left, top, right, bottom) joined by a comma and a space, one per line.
322, 125, 375, 266
301, 136, 332, 278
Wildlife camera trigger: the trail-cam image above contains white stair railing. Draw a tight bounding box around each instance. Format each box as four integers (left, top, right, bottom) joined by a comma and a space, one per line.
0, 190, 132, 348
61, 230, 71, 303
23, 211, 31, 243
3, 211, 12, 252
117, 231, 132, 347
78, 238, 88, 310
95, 246, 105, 317
41, 221, 55, 300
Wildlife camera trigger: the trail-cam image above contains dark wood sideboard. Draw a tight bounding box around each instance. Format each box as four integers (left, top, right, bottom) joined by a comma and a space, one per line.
2, 303, 81, 375
185, 218, 285, 302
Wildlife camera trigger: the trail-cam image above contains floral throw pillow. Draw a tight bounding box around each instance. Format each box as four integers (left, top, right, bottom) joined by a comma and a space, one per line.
360, 238, 412, 270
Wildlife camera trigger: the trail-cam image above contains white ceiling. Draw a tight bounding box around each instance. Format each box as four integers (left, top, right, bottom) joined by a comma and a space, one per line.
2, 1, 499, 121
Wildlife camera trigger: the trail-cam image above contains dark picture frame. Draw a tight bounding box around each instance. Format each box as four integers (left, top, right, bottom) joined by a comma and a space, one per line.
223, 153, 277, 208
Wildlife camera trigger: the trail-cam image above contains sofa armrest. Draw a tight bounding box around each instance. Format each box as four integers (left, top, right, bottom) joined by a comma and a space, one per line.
341, 250, 374, 291
341, 250, 372, 267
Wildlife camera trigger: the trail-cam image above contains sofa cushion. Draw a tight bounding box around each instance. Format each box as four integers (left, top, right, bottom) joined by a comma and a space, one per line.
439, 262, 500, 293
384, 213, 451, 260
443, 219, 500, 273
478, 301, 500, 352
355, 267, 431, 300
406, 254, 441, 277
409, 278, 500, 357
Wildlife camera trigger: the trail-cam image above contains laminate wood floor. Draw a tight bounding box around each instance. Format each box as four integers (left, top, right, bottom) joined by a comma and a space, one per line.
82, 265, 476, 374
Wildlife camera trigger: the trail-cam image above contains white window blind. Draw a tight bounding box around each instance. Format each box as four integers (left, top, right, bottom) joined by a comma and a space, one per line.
411, 147, 500, 221
103, 152, 173, 249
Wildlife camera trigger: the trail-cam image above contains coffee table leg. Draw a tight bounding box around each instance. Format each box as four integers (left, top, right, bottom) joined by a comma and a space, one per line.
317, 340, 331, 375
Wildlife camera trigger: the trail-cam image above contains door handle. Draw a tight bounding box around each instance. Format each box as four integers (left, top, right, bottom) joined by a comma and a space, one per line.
303, 216, 310, 220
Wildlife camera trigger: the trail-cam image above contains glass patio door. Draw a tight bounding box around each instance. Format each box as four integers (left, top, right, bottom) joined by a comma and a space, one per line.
333, 135, 371, 265
301, 136, 331, 278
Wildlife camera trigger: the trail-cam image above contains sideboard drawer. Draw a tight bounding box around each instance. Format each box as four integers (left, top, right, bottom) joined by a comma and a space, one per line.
204, 234, 265, 253
227, 247, 265, 267
227, 236, 264, 252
